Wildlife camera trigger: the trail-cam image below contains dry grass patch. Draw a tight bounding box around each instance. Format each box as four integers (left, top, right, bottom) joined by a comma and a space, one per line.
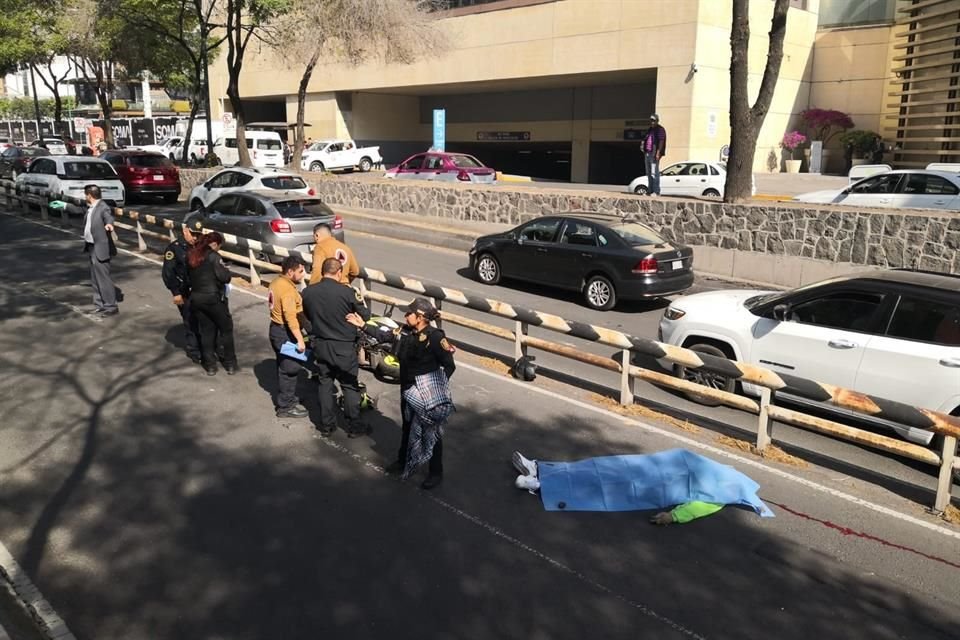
716, 435, 808, 467
479, 356, 512, 376
943, 505, 960, 526
589, 393, 701, 434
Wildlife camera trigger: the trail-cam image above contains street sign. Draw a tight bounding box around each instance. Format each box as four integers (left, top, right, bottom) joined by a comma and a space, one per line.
432, 109, 446, 152
476, 131, 530, 142
73, 117, 88, 131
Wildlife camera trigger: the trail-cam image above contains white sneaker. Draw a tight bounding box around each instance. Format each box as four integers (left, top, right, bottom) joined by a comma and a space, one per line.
515, 474, 541, 493
512, 451, 538, 478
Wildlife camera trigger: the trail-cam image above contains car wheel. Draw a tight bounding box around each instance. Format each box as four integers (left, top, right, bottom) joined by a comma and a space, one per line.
310, 161, 325, 172
634, 184, 649, 195
190, 154, 198, 166
190, 198, 204, 212
675, 342, 736, 407
169, 154, 176, 162
584, 274, 616, 310
475, 253, 501, 285
358, 157, 372, 172
702, 188, 721, 198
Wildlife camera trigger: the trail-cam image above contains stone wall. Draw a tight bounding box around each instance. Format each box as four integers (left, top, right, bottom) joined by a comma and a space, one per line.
180, 169, 960, 275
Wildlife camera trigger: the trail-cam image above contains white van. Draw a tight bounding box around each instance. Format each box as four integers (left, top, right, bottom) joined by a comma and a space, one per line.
213, 130, 285, 168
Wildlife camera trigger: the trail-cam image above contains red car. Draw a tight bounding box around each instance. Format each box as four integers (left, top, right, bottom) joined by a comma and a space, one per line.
385, 151, 497, 184
100, 150, 181, 203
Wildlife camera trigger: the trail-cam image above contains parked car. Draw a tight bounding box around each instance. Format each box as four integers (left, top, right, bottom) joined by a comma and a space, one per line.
627, 161, 754, 197
385, 152, 497, 184
0, 137, 14, 152
302, 139, 382, 173
658, 269, 960, 446
794, 169, 960, 211
192, 191, 344, 258
468, 213, 694, 310
15, 156, 125, 206
100, 150, 181, 203
29, 138, 69, 155
188, 167, 313, 210
139, 136, 209, 164
0, 146, 50, 179
213, 130, 284, 168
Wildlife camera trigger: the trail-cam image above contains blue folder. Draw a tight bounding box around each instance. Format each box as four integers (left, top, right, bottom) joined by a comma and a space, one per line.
279, 341, 310, 362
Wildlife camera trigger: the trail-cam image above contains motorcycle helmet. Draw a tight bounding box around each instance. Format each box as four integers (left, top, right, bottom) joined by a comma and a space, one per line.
511, 355, 537, 382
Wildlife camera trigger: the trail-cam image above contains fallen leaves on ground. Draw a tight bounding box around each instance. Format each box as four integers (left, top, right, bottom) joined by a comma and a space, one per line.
479, 356, 512, 376
716, 435, 808, 467
590, 393, 700, 433
943, 505, 960, 526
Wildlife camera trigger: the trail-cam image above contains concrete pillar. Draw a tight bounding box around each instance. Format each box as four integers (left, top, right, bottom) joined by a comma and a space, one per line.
570, 87, 592, 183
142, 72, 152, 119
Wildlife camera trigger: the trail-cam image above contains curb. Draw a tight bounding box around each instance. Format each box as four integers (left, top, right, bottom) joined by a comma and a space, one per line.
0, 542, 74, 640
333, 206, 489, 253
752, 193, 794, 202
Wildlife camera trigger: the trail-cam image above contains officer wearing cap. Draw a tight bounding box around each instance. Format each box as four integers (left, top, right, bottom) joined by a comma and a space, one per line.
162, 213, 204, 363
302, 257, 371, 437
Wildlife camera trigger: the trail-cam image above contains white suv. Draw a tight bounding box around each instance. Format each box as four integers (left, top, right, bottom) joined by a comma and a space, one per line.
188, 167, 312, 210
658, 270, 960, 445
15, 156, 125, 206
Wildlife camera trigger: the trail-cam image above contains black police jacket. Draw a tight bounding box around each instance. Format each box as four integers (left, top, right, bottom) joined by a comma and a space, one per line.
161, 238, 191, 296
302, 278, 370, 343
188, 251, 232, 302
365, 324, 456, 387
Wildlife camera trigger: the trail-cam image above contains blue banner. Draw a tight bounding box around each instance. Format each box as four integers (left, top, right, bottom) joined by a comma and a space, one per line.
432, 108, 446, 152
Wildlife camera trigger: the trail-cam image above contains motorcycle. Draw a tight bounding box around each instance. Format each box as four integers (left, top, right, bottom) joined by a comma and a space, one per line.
358, 305, 402, 381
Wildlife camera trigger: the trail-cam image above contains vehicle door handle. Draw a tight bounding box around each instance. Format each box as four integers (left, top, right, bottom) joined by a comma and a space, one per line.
700, 179, 706, 182
536, 248, 548, 253
933, 200, 947, 205
580, 253, 595, 258
828, 339, 858, 349
940, 357, 960, 368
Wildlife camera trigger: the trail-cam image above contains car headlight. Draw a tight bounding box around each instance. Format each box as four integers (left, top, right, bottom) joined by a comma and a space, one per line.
663, 307, 686, 321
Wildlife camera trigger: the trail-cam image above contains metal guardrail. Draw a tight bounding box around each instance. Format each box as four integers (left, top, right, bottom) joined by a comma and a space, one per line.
2, 179, 958, 515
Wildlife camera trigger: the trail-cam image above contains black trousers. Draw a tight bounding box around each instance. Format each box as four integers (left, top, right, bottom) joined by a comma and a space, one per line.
192, 296, 237, 369
314, 340, 362, 432
269, 323, 302, 410
179, 299, 201, 360
398, 397, 443, 476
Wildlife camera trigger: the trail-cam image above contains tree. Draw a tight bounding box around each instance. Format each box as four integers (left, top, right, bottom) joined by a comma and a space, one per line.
276, 0, 446, 169
723, 0, 790, 203
222, 0, 291, 166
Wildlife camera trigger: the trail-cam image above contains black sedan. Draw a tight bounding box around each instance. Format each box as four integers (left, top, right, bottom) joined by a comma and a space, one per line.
468, 213, 694, 310
0, 146, 50, 179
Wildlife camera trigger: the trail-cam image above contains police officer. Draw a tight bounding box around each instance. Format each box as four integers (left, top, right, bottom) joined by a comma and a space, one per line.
162, 213, 204, 363
302, 257, 370, 437
268, 255, 310, 418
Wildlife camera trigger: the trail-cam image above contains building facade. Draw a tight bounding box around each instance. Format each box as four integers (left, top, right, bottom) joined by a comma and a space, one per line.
207, 0, 939, 182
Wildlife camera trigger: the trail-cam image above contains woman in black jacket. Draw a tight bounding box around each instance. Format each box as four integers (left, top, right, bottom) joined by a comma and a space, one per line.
187, 232, 238, 375
347, 297, 455, 489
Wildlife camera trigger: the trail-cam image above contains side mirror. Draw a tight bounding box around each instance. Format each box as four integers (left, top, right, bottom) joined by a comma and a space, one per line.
773, 303, 790, 321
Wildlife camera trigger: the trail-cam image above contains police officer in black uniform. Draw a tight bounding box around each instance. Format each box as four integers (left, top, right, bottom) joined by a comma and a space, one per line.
162, 214, 204, 363
302, 257, 370, 437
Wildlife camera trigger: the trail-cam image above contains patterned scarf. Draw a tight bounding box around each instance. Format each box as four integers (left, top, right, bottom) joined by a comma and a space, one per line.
400, 369, 454, 479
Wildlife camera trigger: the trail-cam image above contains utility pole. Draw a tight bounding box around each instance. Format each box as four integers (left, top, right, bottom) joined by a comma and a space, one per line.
28, 64, 43, 143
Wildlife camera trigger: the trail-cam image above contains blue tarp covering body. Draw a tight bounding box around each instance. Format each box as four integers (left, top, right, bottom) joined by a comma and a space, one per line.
537, 449, 774, 517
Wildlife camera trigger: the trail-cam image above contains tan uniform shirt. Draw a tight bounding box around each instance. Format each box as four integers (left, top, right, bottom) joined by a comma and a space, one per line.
268, 275, 303, 336
310, 237, 360, 285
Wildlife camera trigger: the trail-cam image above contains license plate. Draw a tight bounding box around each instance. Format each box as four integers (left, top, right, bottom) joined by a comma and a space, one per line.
672, 260, 683, 270
153, 175, 164, 181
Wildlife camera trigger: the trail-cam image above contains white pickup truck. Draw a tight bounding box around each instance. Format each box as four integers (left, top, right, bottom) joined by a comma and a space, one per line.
139, 136, 209, 164
301, 139, 382, 173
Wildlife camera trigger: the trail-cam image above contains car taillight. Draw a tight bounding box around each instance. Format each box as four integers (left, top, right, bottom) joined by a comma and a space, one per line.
333, 214, 343, 230
270, 219, 292, 233
308, 187, 315, 196
632, 257, 658, 275
456, 170, 471, 182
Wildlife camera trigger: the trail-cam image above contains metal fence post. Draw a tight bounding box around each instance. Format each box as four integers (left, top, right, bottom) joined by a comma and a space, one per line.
619, 349, 634, 406
756, 387, 773, 451
514, 321, 528, 360
434, 298, 443, 329
136, 220, 147, 251
169, 227, 177, 242
247, 249, 261, 286
934, 435, 957, 513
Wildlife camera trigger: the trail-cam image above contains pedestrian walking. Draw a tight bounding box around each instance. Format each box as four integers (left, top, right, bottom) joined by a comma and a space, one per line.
302, 258, 370, 437
161, 213, 204, 363
82, 185, 119, 316
268, 255, 310, 418
347, 297, 455, 490
187, 231, 238, 376
309, 223, 360, 285
643, 114, 667, 196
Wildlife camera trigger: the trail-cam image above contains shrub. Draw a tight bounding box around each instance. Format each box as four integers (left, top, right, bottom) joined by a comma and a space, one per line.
780, 131, 807, 159
839, 129, 881, 155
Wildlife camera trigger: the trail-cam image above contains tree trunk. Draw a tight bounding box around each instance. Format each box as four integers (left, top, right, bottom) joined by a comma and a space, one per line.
92, 61, 116, 149
292, 46, 321, 171
723, 0, 789, 203
226, 81, 248, 166
225, 0, 251, 167
183, 98, 200, 166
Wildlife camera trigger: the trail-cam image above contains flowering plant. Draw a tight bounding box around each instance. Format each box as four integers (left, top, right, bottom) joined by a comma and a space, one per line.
780, 131, 807, 159
799, 108, 854, 145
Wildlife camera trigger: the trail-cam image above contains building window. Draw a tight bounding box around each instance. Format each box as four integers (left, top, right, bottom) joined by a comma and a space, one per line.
817, 0, 895, 28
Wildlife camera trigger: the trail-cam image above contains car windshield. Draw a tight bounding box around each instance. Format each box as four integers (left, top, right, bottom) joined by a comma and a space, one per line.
63, 161, 117, 179
608, 221, 667, 246
257, 139, 282, 150
261, 176, 307, 190
449, 154, 483, 168
274, 199, 332, 219
129, 155, 172, 168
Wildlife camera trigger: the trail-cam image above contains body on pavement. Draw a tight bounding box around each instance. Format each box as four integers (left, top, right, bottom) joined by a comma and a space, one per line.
302, 258, 370, 436
83, 185, 119, 315
187, 232, 238, 376
161, 214, 204, 363
643, 114, 667, 196
268, 255, 310, 418
309, 223, 359, 285
348, 297, 456, 489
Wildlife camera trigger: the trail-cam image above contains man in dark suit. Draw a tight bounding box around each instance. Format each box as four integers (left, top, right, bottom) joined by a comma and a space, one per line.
83, 184, 119, 315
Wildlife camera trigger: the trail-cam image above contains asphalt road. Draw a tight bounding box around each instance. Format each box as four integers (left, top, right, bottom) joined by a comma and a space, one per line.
1, 207, 960, 640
